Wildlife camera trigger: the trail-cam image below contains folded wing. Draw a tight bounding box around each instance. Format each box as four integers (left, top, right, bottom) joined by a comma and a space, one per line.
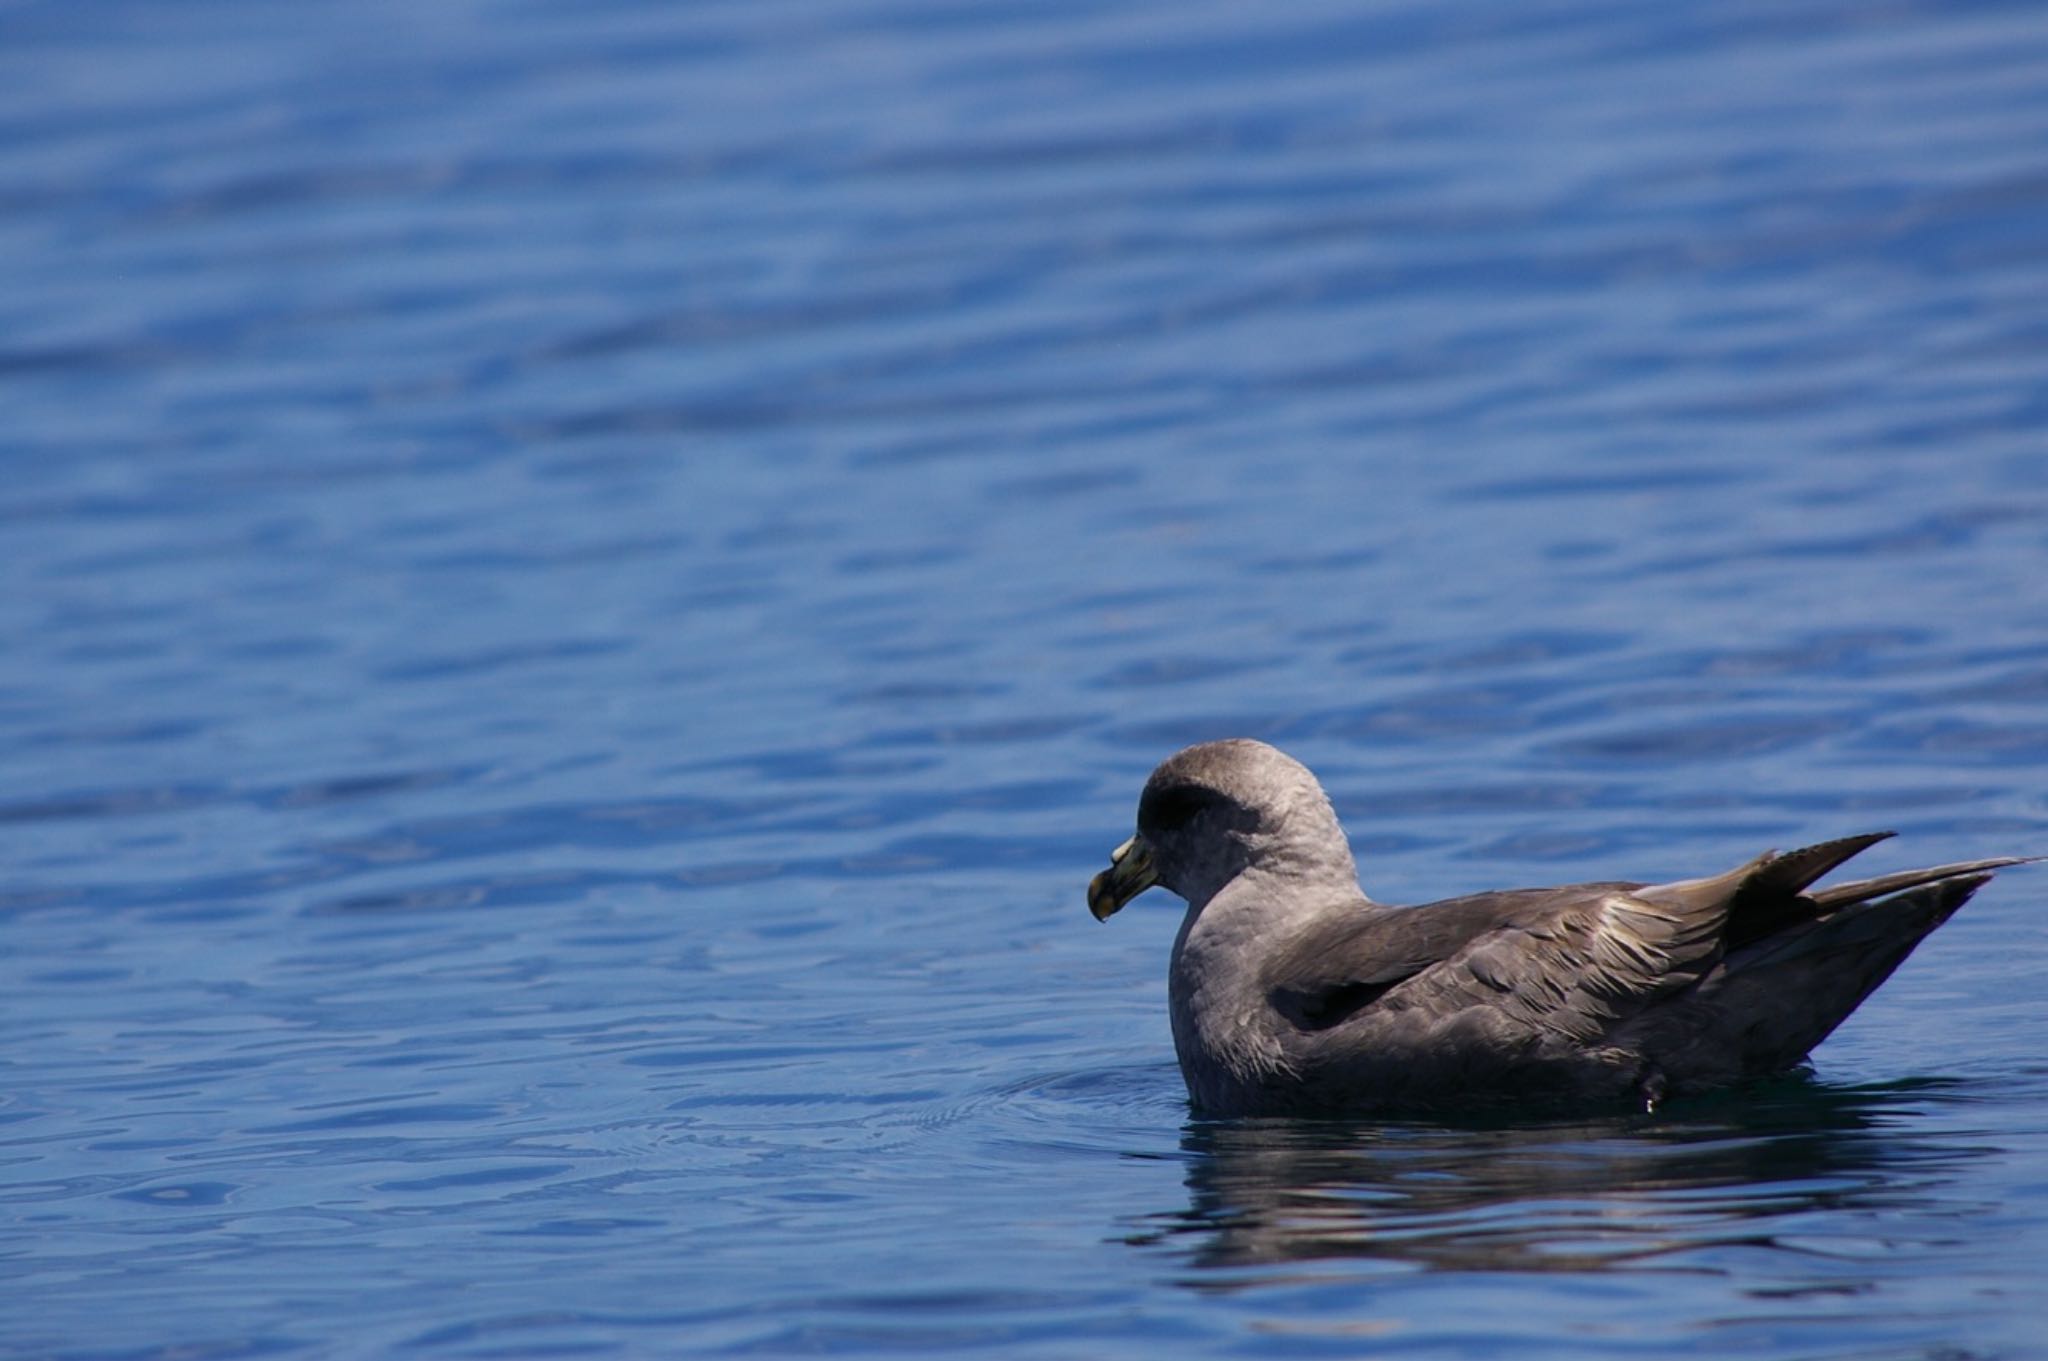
1261, 834, 2032, 1081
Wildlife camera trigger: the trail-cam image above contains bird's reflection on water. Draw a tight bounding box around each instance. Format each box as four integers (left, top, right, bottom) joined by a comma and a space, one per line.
1129, 1076, 1992, 1279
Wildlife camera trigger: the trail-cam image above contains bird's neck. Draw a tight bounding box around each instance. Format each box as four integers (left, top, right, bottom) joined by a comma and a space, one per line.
1167, 864, 1363, 1103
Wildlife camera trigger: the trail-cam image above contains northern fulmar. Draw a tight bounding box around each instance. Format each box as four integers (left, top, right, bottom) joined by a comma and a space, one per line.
1088, 739, 2031, 1117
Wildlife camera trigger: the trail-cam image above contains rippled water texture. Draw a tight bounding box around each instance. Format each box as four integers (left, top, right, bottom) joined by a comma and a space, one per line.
5, 0, 2048, 1356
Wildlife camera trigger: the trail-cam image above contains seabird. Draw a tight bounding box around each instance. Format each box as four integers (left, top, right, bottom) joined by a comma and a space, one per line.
1088, 739, 2031, 1117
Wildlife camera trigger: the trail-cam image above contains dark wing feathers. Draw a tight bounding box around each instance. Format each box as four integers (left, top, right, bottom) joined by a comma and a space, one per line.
1385, 882, 1729, 1041
1629, 870, 1998, 1078
1264, 833, 2024, 1051
1261, 882, 1694, 1040
1810, 854, 2038, 909
1263, 893, 1545, 1030
1741, 831, 1898, 899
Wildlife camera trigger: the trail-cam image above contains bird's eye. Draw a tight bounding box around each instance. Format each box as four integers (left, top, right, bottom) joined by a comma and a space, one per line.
1141, 786, 1209, 834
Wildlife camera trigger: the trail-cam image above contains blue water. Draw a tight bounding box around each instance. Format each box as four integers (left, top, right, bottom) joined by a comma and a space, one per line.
5, 0, 2048, 1355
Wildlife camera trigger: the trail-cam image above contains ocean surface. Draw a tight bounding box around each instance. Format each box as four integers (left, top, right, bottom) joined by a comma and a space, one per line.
4, 1, 2048, 1356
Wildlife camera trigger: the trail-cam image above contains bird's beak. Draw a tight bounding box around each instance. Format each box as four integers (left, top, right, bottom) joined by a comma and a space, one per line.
1088, 835, 1159, 922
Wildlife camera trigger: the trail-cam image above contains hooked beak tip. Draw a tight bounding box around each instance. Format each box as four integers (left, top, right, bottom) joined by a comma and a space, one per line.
1087, 835, 1157, 921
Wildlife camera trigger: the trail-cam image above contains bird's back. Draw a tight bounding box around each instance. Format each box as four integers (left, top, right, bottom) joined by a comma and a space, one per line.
1217, 836, 2024, 1116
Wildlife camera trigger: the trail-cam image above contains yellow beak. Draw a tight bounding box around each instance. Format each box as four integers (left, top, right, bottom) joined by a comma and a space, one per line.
1087, 835, 1159, 921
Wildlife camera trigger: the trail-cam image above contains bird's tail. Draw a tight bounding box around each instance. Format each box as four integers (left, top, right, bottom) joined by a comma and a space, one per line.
1711, 870, 1995, 1076
1635, 840, 2035, 1085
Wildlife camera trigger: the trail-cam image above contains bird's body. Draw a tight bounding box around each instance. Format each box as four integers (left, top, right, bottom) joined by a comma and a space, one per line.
1088, 739, 2029, 1118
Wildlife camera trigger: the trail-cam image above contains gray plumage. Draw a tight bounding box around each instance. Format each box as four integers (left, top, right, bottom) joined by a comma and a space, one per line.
1086, 739, 2031, 1117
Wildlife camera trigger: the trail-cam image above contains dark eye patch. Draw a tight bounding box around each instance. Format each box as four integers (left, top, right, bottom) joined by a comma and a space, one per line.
1139, 784, 1212, 834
